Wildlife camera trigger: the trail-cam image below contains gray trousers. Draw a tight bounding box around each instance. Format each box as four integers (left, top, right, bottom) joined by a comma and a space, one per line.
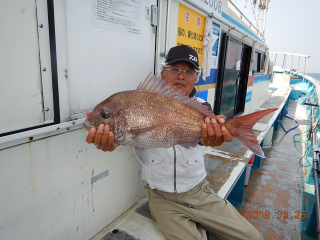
145, 179, 263, 240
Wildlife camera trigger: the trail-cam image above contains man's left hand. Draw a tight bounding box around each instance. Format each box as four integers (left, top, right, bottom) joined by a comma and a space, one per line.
200, 115, 232, 147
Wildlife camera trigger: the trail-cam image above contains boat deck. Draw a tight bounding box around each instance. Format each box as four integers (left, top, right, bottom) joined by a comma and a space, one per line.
234, 99, 313, 240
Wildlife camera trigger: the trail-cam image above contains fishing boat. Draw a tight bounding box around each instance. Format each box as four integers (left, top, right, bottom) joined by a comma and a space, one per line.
0, 0, 319, 239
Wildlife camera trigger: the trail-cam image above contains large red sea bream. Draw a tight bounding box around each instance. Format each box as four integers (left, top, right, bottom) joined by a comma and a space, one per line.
83, 74, 277, 166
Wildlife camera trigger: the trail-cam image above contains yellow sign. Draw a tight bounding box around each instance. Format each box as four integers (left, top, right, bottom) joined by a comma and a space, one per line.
177, 4, 205, 67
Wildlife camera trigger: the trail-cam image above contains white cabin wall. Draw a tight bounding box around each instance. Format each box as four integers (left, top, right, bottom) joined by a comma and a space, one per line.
244, 80, 270, 114
244, 43, 270, 114
0, 129, 145, 240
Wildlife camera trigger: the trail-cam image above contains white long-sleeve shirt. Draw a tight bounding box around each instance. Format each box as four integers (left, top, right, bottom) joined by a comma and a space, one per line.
142, 144, 206, 193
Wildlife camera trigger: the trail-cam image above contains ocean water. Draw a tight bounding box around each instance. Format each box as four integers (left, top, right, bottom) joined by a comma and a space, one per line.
308, 73, 320, 81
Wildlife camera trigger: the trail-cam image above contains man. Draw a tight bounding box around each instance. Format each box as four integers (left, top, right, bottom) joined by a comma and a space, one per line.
86, 45, 263, 240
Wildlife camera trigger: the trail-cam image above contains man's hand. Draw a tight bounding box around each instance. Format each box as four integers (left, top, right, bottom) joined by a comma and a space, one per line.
200, 115, 232, 147
85, 111, 119, 152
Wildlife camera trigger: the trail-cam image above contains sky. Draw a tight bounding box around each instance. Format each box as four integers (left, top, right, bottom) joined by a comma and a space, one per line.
231, 0, 320, 73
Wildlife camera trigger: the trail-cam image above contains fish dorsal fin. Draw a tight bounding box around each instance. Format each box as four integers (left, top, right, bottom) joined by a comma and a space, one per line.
137, 73, 215, 118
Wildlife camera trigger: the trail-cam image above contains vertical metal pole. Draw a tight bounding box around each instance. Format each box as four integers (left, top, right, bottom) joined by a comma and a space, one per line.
306, 56, 309, 76
285, 55, 287, 70
282, 54, 286, 69
304, 57, 307, 75
165, 0, 171, 56
311, 107, 320, 240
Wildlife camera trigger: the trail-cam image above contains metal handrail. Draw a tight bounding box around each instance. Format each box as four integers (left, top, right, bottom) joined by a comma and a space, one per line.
227, 0, 265, 41
269, 52, 311, 76
270, 52, 311, 57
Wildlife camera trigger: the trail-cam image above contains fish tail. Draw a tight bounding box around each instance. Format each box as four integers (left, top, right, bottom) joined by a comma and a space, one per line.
225, 108, 278, 158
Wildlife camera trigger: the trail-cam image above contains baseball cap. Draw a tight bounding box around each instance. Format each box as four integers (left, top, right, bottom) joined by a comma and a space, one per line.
166, 45, 199, 70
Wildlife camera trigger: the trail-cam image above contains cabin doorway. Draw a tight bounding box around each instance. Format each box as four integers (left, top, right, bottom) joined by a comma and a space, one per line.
214, 34, 252, 119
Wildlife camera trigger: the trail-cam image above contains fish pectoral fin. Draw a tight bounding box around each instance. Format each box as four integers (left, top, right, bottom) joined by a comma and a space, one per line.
179, 141, 199, 149
130, 123, 172, 136
133, 147, 150, 168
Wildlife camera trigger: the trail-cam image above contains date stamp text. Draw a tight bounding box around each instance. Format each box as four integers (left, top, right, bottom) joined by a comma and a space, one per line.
246, 211, 306, 219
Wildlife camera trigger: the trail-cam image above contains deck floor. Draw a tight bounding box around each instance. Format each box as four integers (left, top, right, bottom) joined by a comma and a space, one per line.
235, 100, 314, 240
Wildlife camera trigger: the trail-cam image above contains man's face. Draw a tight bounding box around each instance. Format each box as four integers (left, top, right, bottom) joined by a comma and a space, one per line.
161, 61, 197, 96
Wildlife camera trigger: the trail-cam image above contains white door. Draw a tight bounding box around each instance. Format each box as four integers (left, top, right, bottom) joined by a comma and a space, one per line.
63, 0, 158, 120
0, 0, 54, 134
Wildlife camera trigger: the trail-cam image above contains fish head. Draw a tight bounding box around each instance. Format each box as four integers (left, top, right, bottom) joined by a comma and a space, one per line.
83, 103, 113, 132
83, 93, 128, 142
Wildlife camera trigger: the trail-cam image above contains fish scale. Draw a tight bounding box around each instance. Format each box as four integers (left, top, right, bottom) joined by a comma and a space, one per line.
121, 91, 204, 148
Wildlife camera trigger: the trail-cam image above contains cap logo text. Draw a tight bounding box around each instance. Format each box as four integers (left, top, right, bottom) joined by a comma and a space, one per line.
189, 54, 198, 62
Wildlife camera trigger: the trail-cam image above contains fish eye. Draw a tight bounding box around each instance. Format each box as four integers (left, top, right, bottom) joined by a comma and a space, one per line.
100, 108, 110, 119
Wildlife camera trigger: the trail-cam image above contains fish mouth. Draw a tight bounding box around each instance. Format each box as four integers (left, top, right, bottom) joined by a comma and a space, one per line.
83, 121, 93, 132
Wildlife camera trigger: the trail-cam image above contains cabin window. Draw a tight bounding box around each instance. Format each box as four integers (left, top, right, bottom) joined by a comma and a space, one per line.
260, 54, 265, 72
225, 40, 244, 70
214, 33, 252, 119
254, 52, 259, 72
253, 51, 266, 73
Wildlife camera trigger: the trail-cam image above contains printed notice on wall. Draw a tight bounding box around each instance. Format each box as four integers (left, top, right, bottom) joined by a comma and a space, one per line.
176, 4, 205, 67
92, 0, 141, 35
210, 22, 220, 69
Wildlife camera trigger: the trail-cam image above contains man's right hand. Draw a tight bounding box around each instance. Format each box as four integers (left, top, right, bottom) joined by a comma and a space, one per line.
85, 111, 119, 152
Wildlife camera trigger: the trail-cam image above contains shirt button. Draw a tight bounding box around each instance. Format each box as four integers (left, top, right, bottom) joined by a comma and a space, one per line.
152, 160, 154, 163
195, 160, 198, 163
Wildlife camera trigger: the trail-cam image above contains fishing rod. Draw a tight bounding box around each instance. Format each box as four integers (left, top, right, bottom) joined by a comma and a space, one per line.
304, 103, 320, 107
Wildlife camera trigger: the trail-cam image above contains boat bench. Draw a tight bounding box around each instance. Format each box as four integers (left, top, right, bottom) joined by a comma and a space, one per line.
92, 86, 291, 240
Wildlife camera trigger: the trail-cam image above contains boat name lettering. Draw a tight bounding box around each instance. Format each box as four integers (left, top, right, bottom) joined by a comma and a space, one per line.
199, 0, 222, 13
